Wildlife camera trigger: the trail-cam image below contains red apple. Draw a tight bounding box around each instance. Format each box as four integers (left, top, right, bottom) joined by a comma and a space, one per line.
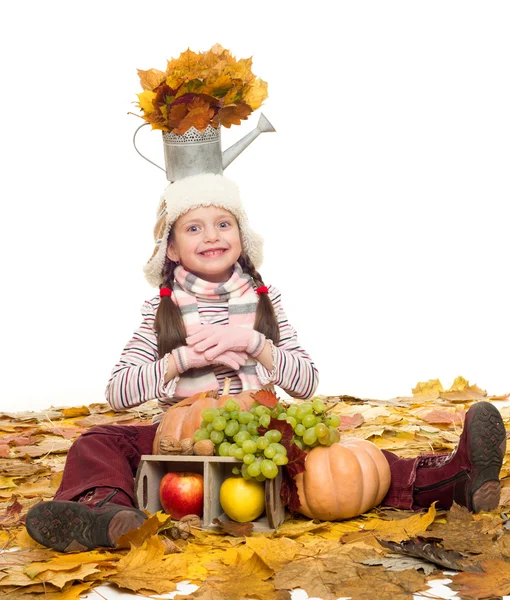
159, 471, 204, 519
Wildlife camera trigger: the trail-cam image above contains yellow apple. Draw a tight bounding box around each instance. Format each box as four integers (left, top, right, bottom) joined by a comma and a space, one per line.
219, 477, 265, 522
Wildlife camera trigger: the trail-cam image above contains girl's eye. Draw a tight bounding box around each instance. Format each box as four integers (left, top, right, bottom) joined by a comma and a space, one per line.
187, 225, 199, 232
219, 221, 230, 228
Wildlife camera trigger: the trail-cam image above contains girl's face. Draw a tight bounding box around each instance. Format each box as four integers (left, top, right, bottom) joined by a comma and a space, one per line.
166, 206, 242, 283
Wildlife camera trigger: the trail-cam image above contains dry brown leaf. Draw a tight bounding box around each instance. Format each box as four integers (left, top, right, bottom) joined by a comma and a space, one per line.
273, 551, 359, 600
11, 439, 72, 458
161, 537, 182, 554
0, 494, 24, 526
422, 503, 500, 558
377, 536, 476, 572
74, 413, 144, 427
500, 485, 510, 507
212, 517, 253, 537
0, 460, 47, 477
333, 567, 429, 600
137, 67, 167, 91
0, 548, 55, 567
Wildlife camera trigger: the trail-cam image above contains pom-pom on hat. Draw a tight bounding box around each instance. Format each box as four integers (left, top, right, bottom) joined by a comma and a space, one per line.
143, 173, 264, 287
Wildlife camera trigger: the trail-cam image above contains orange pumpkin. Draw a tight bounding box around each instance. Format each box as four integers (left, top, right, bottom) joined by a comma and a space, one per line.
152, 385, 257, 454
295, 438, 391, 520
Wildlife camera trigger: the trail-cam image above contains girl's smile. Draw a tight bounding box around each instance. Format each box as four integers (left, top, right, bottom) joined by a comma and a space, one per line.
166, 205, 242, 282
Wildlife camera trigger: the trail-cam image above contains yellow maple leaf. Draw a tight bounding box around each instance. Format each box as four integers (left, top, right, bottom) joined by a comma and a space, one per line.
110, 535, 187, 594
190, 551, 275, 600
137, 90, 156, 115
243, 78, 269, 110
273, 519, 331, 538
0, 476, 17, 489
25, 563, 100, 588
2, 582, 94, 600
245, 536, 301, 571
440, 377, 488, 402
412, 379, 444, 398
448, 375, 471, 392
340, 504, 437, 545
115, 510, 171, 549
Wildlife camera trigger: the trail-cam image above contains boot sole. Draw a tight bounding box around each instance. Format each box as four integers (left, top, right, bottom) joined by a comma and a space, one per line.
26, 501, 147, 552
467, 402, 506, 513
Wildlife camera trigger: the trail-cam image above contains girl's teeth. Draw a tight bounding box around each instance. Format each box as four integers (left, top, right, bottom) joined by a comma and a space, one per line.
202, 250, 224, 256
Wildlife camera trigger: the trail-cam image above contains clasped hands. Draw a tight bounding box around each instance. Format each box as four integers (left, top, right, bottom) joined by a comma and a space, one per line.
171, 324, 265, 374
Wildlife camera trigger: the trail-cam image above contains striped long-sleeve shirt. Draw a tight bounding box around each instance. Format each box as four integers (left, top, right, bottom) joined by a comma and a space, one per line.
105, 285, 319, 422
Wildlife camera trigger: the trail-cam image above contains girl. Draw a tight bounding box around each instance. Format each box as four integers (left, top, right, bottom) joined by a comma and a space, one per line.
26, 173, 319, 552
26, 174, 506, 553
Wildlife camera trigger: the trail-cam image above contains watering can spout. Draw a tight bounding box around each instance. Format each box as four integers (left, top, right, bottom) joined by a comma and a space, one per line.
222, 113, 276, 169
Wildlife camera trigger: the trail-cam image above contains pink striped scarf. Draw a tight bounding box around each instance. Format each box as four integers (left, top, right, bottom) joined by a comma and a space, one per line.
171, 262, 263, 397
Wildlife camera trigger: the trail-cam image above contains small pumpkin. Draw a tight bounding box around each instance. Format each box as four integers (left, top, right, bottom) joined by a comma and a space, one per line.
295, 438, 391, 520
153, 378, 257, 454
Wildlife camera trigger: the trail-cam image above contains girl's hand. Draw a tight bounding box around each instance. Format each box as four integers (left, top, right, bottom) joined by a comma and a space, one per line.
172, 345, 248, 373
185, 324, 265, 360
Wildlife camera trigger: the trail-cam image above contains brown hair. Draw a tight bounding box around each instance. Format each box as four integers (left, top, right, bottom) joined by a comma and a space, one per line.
154, 237, 280, 358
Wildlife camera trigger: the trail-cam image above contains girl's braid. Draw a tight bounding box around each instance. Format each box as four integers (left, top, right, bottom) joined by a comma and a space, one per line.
154, 255, 187, 357
239, 253, 280, 345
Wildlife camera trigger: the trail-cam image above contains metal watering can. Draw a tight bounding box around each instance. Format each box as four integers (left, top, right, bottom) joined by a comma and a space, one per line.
133, 113, 276, 182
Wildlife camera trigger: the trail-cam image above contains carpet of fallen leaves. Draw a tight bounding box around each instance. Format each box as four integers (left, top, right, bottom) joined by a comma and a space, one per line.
2, 376, 510, 600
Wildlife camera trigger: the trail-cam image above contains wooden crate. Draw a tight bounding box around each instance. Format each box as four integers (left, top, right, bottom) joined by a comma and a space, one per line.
135, 455, 286, 532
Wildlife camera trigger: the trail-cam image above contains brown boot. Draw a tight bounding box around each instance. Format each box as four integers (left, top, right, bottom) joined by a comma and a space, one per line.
413, 401, 506, 513
26, 487, 147, 552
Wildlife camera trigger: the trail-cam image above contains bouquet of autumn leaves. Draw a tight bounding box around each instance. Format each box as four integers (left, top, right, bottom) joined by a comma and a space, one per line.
135, 44, 268, 135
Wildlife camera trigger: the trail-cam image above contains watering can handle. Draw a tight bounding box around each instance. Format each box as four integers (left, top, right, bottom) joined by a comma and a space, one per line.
133, 123, 165, 173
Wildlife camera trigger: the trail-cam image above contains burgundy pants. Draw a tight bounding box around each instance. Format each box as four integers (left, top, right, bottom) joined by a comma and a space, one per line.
55, 424, 419, 510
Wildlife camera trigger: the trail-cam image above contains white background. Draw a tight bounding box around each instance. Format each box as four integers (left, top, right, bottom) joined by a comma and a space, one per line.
1, 1, 509, 413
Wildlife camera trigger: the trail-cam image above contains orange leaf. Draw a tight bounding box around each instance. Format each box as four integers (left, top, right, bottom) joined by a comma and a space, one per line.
167, 103, 188, 128
252, 390, 279, 408
453, 559, 510, 598
217, 102, 252, 128
173, 98, 214, 134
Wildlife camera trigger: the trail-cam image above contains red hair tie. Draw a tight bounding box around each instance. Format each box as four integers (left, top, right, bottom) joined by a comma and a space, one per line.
160, 287, 172, 298
256, 286, 269, 295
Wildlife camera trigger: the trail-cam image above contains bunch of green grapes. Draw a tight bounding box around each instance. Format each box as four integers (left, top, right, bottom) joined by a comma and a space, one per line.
272, 397, 341, 451
192, 397, 341, 482
193, 399, 288, 482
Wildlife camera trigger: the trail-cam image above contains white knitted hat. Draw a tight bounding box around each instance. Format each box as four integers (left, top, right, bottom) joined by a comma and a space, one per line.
143, 173, 264, 287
